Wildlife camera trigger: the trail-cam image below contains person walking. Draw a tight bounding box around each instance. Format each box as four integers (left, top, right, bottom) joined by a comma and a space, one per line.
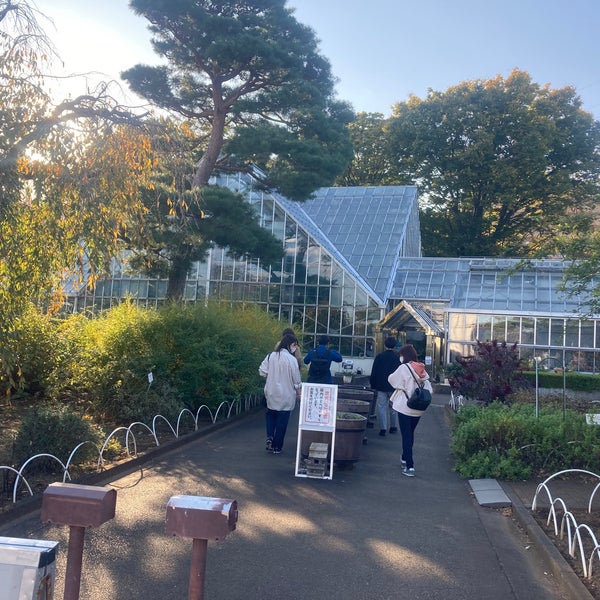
259, 334, 302, 454
275, 327, 303, 370
369, 336, 400, 437
303, 335, 342, 384
388, 344, 432, 476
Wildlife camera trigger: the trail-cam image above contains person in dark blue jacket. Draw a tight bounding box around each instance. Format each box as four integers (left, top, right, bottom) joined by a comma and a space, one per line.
304, 335, 343, 383
369, 336, 400, 436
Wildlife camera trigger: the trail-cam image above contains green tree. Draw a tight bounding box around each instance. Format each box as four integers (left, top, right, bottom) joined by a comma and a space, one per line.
119, 118, 283, 299
123, 0, 353, 200
553, 227, 600, 315
385, 69, 600, 257
335, 112, 402, 186
121, 0, 354, 300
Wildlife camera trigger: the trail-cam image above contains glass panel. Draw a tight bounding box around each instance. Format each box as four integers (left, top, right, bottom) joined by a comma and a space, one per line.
536, 318, 549, 346
565, 319, 579, 348
581, 320, 594, 348
550, 319, 565, 346
329, 307, 341, 333
477, 315, 492, 342
316, 307, 329, 333
493, 316, 507, 340
506, 317, 521, 343
521, 318, 534, 345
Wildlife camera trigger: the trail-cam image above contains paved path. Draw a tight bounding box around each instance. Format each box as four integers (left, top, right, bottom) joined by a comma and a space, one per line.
0, 395, 584, 599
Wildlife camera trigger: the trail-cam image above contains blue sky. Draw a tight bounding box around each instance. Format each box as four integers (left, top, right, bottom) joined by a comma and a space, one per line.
34, 0, 600, 118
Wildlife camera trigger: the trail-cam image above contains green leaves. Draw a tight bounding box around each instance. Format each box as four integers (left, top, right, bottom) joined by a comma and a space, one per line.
385, 69, 600, 257
123, 0, 353, 193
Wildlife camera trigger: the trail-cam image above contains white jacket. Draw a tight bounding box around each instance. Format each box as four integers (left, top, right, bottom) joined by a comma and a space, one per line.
259, 349, 302, 411
388, 361, 433, 417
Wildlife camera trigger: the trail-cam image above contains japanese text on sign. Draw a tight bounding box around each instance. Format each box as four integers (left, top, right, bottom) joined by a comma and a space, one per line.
302, 385, 335, 427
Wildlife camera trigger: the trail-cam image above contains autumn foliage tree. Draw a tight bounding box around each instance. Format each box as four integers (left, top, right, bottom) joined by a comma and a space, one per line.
0, 1, 153, 391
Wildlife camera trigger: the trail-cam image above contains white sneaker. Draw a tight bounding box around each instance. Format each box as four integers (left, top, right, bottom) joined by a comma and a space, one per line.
402, 467, 415, 477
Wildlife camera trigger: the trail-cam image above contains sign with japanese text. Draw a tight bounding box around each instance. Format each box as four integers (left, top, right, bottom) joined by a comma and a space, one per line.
295, 383, 338, 480
299, 383, 337, 429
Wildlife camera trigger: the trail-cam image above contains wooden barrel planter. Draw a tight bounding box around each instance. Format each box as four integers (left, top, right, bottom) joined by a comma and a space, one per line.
337, 398, 370, 419
299, 412, 367, 465
333, 412, 367, 464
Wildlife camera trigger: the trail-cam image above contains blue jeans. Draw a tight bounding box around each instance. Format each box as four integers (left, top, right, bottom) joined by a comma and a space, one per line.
265, 409, 291, 451
375, 391, 399, 431
397, 412, 421, 469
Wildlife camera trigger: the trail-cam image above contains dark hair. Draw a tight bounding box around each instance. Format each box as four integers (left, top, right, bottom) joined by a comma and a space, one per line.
384, 337, 397, 349
282, 327, 295, 337
318, 335, 330, 346
399, 344, 418, 363
278, 334, 298, 352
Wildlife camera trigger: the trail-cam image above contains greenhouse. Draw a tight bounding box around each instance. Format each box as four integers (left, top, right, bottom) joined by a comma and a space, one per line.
69, 170, 600, 373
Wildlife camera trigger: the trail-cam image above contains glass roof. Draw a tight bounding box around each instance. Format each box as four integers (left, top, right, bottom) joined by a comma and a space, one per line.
298, 186, 421, 300
392, 258, 596, 316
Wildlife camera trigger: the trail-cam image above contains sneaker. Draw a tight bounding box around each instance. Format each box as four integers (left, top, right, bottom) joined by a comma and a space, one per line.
402, 467, 415, 477
389, 427, 398, 434
265, 438, 274, 453
273, 448, 282, 454
378, 429, 386, 437
401, 459, 407, 466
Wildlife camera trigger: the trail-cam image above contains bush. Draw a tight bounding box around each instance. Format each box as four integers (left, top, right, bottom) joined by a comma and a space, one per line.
14, 403, 106, 472
0, 304, 60, 397
450, 340, 529, 405
47, 300, 280, 423
451, 402, 600, 480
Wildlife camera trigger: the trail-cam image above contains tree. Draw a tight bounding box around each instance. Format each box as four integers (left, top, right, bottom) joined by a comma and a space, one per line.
122, 0, 354, 200
118, 118, 283, 299
335, 112, 402, 187
385, 69, 600, 257
0, 0, 153, 391
121, 0, 354, 300
552, 227, 600, 315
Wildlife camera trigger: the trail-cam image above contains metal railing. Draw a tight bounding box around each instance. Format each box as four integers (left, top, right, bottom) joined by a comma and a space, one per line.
3, 394, 262, 506
532, 469, 600, 578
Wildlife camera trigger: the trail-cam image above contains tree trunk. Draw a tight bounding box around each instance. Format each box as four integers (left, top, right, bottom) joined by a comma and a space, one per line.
166, 247, 193, 301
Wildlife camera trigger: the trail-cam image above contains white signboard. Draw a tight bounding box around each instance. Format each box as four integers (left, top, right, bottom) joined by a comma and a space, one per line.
295, 384, 338, 480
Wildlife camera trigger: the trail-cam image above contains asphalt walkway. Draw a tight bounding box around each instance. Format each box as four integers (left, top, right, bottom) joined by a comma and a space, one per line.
0, 393, 592, 599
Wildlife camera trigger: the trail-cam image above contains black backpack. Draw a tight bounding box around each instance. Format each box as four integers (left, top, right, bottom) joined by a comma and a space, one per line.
309, 350, 331, 380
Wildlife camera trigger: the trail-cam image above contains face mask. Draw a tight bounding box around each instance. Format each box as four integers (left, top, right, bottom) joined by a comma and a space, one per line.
290, 345, 297, 354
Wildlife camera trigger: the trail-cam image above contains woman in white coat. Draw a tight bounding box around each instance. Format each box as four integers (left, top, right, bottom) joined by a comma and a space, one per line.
388, 344, 433, 476
259, 334, 302, 454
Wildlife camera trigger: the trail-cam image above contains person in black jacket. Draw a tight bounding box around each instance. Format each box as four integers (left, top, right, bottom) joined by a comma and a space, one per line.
369, 336, 400, 436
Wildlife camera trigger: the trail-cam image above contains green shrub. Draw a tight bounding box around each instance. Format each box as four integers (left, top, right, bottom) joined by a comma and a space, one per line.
0, 304, 60, 396
521, 370, 600, 392
14, 403, 106, 472
451, 402, 600, 480
47, 300, 279, 423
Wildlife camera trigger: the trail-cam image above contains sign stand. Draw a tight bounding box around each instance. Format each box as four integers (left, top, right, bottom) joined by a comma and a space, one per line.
295, 384, 338, 480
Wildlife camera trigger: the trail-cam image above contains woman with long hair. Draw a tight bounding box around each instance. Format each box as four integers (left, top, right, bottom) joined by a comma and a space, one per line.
259, 334, 302, 454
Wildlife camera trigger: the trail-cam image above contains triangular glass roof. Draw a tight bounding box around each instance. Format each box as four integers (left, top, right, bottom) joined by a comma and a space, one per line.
287, 186, 421, 300
216, 171, 421, 304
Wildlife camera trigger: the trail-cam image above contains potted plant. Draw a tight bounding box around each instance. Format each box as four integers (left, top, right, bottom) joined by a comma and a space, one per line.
333, 411, 367, 464
299, 411, 368, 465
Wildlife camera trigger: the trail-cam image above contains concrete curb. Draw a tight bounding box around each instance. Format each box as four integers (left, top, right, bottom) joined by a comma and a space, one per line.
504, 482, 595, 600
